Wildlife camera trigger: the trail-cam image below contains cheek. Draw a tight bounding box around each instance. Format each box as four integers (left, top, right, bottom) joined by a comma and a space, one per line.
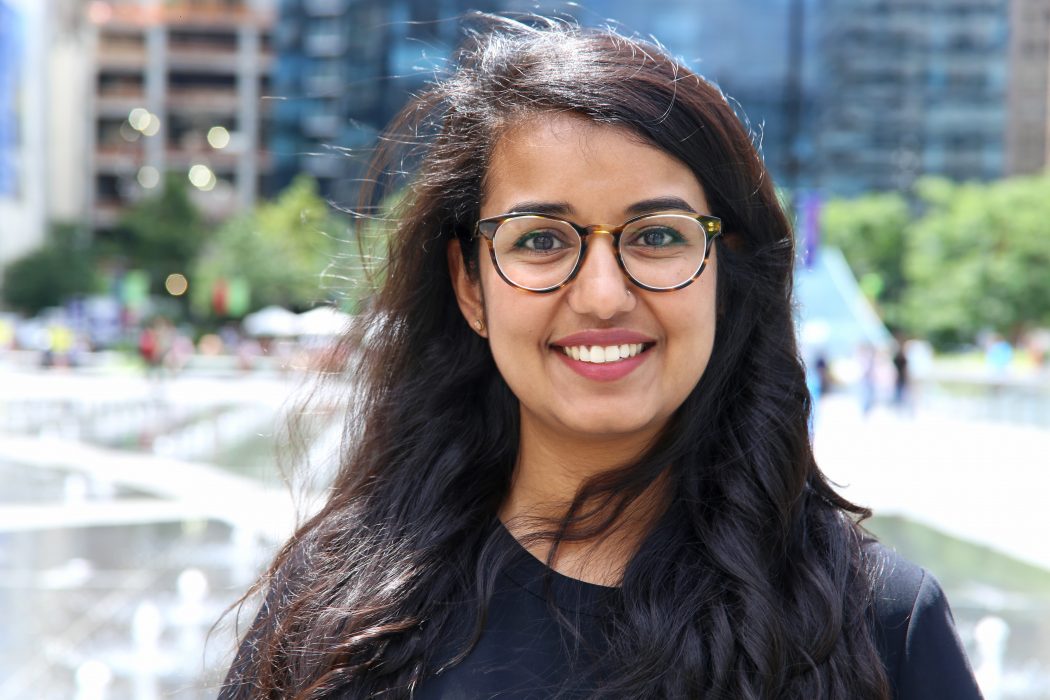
666, 286, 718, 376
481, 277, 550, 363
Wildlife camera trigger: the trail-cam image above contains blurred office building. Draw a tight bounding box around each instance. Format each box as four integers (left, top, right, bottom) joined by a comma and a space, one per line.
270, 0, 506, 205
817, 0, 1050, 195
86, 0, 276, 230
6, 0, 1049, 275
515, 0, 824, 192
271, 0, 822, 202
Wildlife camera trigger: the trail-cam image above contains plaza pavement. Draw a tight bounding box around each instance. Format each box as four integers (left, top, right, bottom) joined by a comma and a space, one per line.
814, 394, 1050, 571
1, 365, 1047, 573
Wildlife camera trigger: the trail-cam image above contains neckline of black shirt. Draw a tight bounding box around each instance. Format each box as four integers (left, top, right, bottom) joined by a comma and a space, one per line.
495, 521, 621, 618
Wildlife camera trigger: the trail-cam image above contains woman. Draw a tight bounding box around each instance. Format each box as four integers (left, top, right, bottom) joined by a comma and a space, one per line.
222, 18, 981, 699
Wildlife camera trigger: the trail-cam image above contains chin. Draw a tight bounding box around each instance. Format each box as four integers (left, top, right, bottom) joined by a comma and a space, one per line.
558, 414, 664, 443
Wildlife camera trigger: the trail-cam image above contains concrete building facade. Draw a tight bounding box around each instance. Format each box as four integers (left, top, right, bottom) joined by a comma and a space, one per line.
86, 0, 275, 229
1006, 0, 1050, 175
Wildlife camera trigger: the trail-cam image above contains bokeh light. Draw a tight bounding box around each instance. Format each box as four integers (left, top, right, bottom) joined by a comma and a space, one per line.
207, 126, 231, 149
128, 107, 151, 132
164, 273, 189, 296
187, 164, 216, 191
142, 114, 161, 137
136, 165, 160, 189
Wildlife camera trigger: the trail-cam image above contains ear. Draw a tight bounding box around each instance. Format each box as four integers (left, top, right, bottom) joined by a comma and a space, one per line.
447, 239, 487, 336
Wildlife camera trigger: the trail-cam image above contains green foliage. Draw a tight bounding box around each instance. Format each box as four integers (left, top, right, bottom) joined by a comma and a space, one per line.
191, 175, 343, 317
1, 223, 99, 314
114, 173, 209, 292
901, 176, 1050, 345
820, 192, 910, 328
822, 175, 1050, 346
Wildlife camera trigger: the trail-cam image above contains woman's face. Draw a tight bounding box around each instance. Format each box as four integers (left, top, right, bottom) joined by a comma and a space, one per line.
451, 113, 718, 448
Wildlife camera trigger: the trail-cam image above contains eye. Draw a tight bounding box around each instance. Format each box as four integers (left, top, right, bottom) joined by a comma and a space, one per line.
631, 226, 685, 247
514, 229, 570, 252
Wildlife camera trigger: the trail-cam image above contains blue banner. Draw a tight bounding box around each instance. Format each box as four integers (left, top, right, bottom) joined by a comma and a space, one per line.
0, 1, 23, 199
797, 190, 821, 268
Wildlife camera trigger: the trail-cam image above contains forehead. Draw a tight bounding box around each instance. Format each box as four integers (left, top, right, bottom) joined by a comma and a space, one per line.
481, 113, 708, 220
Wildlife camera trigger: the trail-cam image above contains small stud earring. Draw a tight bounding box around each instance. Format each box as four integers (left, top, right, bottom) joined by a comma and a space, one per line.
473, 318, 485, 333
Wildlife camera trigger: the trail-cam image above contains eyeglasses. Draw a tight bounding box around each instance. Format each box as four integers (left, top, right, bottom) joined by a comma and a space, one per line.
474, 211, 722, 293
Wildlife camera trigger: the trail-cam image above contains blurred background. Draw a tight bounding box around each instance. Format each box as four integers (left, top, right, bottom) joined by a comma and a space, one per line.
0, 0, 1048, 697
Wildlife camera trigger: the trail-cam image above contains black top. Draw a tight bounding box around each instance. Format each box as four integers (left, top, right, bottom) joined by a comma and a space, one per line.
415, 525, 983, 699
224, 524, 983, 699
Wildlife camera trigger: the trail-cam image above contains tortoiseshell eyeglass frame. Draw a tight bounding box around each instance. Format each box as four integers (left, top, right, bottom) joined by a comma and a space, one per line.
473, 210, 723, 293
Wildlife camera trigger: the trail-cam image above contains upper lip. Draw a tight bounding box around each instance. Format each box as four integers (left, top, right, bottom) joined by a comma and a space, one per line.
551, 329, 656, 347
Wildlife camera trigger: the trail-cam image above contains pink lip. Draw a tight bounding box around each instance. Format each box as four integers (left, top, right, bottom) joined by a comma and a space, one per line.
551, 328, 656, 347
553, 345, 652, 382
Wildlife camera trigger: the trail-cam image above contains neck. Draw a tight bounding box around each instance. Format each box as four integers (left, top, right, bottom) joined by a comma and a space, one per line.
499, 412, 669, 586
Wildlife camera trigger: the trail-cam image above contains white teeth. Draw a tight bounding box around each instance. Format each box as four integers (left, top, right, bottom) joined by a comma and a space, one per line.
561, 343, 646, 364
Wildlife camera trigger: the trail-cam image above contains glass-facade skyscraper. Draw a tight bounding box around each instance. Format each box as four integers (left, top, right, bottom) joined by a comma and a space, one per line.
271, 0, 822, 201
273, 0, 1033, 200
271, 0, 505, 204
817, 0, 1011, 195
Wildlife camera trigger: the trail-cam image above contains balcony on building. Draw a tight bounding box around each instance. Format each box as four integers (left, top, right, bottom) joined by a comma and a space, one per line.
164, 149, 271, 173
166, 87, 241, 115
94, 146, 143, 173
302, 112, 342, 139
93, 171, 126, 228
304, 72, 342, 97
163, 1, 273, 31
167, 33, 240, 73
303, 0, 346, 17
96, 73, 146, 117
300, 152, 346, 178
96, 31, 147, 69
304, 31, 347, 57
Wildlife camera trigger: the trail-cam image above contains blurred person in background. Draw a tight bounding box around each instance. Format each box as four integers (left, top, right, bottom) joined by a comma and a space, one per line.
220, 17, 981, 699
892, 341, 911, 415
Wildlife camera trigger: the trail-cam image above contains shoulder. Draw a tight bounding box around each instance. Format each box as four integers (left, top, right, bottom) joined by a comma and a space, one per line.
864, 542, 984, 699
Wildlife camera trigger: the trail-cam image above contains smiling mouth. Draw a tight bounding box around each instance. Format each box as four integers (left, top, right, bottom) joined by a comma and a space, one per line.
554, 343, 653, 364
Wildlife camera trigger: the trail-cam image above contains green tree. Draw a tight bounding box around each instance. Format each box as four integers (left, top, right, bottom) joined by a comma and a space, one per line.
1, 223, 99, 314
901, 175, 1050, 345
112, 172, 209, 292
191, 175, 344, 317
820, 192, 911, 328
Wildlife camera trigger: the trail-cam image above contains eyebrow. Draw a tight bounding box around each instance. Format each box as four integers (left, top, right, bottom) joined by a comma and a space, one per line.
505, 196, 699, 219
624, 196, 698, 216
506, 200, 575, 216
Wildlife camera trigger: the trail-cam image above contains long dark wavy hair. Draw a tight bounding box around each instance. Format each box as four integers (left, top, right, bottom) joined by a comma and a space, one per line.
222, 17, 891, 700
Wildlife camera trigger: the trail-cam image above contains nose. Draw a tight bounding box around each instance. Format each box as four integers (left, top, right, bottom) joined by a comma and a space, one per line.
566, 234, 636, 319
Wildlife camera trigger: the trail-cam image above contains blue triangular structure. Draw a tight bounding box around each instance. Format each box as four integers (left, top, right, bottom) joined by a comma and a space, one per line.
795, 247, 892, 360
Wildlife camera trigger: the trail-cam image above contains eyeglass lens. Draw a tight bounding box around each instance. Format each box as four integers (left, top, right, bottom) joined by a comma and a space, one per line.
490, 214, 709, 290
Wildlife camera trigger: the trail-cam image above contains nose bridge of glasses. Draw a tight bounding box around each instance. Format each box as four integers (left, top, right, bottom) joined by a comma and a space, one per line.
579, 224, 619, 242
576, 226, 625, 283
